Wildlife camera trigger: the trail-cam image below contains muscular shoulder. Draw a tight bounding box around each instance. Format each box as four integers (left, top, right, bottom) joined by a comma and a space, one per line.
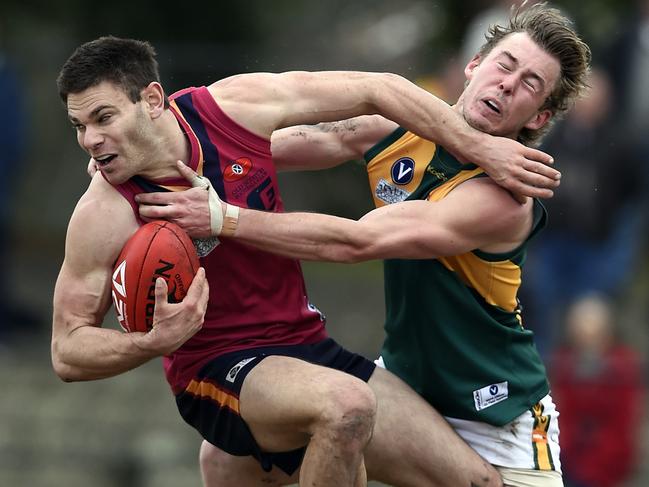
65, 175, 139, 270
207, 73, 278, 137
446, 177, 534, 253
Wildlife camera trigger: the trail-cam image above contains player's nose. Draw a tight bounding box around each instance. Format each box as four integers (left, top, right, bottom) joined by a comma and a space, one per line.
81, 125, 104, 151
498, 74, 517, 94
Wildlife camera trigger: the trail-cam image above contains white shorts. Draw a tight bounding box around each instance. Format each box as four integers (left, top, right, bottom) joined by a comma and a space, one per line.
375, 357, 562, 475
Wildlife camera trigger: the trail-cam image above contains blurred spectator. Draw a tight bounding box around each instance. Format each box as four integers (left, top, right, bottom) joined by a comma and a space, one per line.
550, 295, 645, 487
0, 39, 35, 340
416, 51, 465, 104
604, 0, 649, 148
520, 67, 645, 357
461, 0, 532, 64
601, 0, 649, 248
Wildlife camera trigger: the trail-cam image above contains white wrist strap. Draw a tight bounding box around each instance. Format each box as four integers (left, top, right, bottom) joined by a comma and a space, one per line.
205, 183, 224, 235
191, 173, 239, 237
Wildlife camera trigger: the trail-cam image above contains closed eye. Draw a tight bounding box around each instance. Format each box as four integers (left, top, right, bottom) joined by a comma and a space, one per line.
523, 78, 539, 93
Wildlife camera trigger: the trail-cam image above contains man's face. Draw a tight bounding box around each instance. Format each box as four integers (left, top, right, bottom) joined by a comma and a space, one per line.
67, 81, 156, 185
459, 32, 561, 139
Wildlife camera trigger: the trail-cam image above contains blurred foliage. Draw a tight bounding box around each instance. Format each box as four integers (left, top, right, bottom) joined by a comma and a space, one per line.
1, 0, 637, 46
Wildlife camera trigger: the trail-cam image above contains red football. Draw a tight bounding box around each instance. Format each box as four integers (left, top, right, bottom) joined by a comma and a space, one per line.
111, 221, 200, 333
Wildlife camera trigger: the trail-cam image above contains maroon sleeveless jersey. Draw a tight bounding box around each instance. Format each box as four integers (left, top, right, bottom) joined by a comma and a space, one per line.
113, 86, 328, 394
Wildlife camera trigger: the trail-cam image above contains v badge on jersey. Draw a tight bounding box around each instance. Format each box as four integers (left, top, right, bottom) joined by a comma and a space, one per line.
473, 381, 509, 411
391, 157, 415, 185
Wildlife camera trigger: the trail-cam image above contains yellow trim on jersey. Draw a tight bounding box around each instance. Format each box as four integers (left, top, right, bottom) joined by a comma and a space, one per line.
425, 167, 522, 313
440, 254, 521, 312
425, 166, 484, 201
367, 131, 437, 208
185, 379, 240, 414
367, 129, 522, 314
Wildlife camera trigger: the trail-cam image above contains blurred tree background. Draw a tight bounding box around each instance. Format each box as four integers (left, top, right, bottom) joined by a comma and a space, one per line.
0, 1, 646, 486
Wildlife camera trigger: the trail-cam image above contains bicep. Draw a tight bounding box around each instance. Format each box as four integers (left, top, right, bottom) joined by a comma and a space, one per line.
53, 259, 113, 332
211, 72, 388, 137
53, 183, 139, 335
356, 180, 530, 260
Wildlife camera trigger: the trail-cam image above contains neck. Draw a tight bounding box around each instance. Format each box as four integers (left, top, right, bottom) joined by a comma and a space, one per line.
143, 109, 192, 180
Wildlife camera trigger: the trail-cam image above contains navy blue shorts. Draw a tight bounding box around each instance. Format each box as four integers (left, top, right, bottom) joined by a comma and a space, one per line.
175, 338, 376, 475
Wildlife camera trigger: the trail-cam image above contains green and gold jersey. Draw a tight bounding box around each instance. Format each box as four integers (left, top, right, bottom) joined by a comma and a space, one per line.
365, 127, 549, 425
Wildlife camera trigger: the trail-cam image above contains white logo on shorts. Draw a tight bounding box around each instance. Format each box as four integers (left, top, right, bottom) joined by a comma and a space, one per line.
473, 381, 509, 411
226, 357, 256, 383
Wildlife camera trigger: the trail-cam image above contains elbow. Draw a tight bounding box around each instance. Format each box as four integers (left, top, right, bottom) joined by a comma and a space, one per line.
51, 339, 80, 382
376, 72, 405, 86
51, 358, 77, 383
336, 247, 368, 264
371, 72, 407, 103
312, 220, 378, 264
322, 240, 373, 265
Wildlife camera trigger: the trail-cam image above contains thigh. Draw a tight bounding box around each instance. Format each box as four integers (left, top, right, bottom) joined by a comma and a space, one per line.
240, 354, 375, 452
364, 367, 500, 487
200, 440, 299, 487
177, 339, 375, 477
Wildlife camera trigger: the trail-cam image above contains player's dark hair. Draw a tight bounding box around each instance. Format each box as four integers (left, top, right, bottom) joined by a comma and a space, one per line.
56, 36, 169, 107
478, 3, 591, 146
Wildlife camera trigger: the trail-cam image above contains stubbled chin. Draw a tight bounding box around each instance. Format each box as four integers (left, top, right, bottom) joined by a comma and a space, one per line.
465, 112, 493, 134
99, 169, 129, 186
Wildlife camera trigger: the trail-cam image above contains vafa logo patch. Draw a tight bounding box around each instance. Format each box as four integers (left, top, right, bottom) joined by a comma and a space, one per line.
391, 157, 415, 185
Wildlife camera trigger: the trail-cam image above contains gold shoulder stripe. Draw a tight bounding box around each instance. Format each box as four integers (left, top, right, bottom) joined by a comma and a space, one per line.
432, 168, 521, 312
439, 254, 521, 312
426, 167, 484, 202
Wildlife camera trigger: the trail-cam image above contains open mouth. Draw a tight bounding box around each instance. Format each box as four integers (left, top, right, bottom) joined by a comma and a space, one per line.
483, 100, 501, 114
95, 154, 117, 167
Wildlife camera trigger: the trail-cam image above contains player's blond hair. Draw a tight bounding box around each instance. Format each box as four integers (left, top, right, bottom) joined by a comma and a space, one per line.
478, 3, 591, 146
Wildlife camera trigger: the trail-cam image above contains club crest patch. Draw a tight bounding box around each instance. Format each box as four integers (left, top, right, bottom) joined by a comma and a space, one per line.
391, 157, 415, 185
224, 157, 252, 182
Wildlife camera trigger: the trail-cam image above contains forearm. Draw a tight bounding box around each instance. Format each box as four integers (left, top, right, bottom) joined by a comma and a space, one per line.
51, 319, 157, 382
272, 122, 360, 172
235, 208, 373, 263
372, 74, 485, 159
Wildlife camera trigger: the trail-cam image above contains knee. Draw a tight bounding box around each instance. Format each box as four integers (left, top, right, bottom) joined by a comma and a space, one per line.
478, 462, 504, 487
199, 441, 220, 483
314, 379, 377, 450
199, 440, 234, 486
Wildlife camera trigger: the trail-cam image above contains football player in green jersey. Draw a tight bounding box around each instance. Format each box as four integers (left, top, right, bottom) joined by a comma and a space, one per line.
133, 4, 589, 486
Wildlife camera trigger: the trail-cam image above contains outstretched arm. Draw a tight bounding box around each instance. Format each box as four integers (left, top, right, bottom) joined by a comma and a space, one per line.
212, 71, 559, 197
140, 163, 532, 261
227, 177, 533, 263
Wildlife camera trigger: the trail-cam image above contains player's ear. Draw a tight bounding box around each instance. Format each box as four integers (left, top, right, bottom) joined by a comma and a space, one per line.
142, 82, 166, 119
464, 54, 482, 81
524, 108, 553, 131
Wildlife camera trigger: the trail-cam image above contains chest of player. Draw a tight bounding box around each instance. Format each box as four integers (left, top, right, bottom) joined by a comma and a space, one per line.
170, 87, 282, 212
364, 128, 480, 208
